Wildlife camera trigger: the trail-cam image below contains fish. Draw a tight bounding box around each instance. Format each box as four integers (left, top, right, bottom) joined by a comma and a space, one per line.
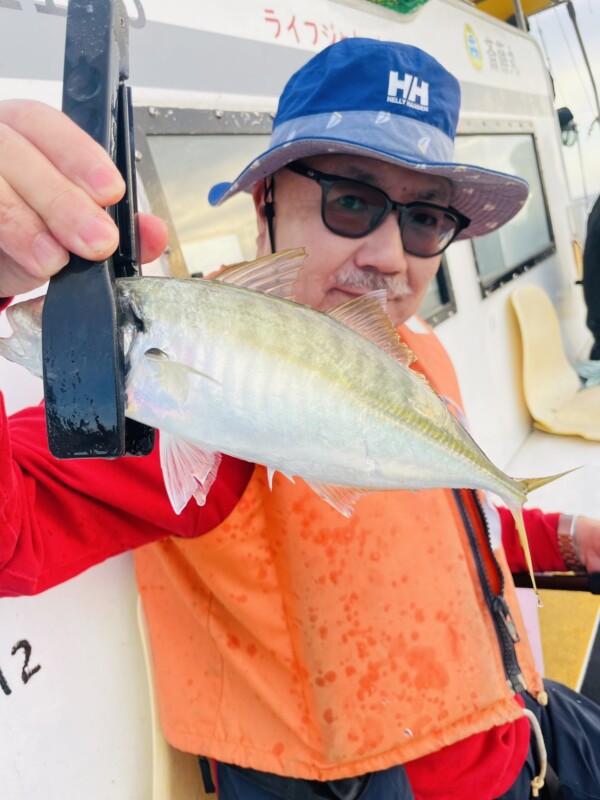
0, 248, 571, 597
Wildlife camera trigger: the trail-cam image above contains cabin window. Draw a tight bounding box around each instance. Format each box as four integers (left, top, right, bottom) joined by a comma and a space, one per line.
134, 108, 272, 278
454, 133, 555, 295
418, 257, 456, 326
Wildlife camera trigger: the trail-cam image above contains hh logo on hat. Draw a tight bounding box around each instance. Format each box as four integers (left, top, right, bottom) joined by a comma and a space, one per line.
387, 71, 429, 112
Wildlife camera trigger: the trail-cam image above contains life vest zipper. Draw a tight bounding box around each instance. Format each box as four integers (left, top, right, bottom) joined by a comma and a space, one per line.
452, 489, 526, 694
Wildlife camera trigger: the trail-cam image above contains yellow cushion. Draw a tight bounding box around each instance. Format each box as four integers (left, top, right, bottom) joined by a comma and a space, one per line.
511, 285, 600, 441
572, 240, 584, 281
538, 589, 600, 689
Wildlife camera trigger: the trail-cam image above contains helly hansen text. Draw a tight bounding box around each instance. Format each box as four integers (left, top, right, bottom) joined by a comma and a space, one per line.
387, 71, 429, 111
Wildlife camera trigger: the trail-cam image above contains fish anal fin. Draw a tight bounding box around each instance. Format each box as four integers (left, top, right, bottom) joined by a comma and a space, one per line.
306, 481, 370, 518
327, 291, 416, 367
214, 248, 306, 300
159, 432, 221, 514
267, 467, 295, 490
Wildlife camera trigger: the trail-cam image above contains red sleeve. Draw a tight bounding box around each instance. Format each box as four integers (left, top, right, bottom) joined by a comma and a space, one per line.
404, 697, 529, 799
499, 506, 564, 572
0, 393, 252, 597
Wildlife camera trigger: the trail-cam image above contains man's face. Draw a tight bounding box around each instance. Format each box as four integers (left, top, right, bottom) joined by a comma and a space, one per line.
254, 154, 451, 327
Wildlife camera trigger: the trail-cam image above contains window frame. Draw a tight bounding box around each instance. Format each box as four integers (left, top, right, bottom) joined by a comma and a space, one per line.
420, 257, 456, 326
134, 107, 274, 278
454, 123, 556, 297
133, 105, 458, 325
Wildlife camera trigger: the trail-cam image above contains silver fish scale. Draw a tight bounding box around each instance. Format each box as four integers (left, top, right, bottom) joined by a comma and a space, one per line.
118, 277, 523, 503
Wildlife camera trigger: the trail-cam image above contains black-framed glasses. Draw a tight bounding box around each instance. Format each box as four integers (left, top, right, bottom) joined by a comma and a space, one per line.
286, 162, 470, 257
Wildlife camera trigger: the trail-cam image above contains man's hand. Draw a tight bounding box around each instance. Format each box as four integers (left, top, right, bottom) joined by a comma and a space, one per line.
576, 516, 600, 573
0, 100, 168, 297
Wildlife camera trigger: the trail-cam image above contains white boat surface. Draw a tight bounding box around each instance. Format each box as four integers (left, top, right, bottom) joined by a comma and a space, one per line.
0, 0, 599, 796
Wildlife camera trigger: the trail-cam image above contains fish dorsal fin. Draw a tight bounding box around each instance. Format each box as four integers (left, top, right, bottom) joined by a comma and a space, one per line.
214, 248, 306, 300
306, 481, 371, 518
159, 432, 222, 514
327, 290, 416, 367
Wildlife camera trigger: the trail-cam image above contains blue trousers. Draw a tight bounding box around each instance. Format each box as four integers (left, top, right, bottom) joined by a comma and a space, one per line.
213, 680, 600, 800
497, 680, 600, 800
215, 762, 413, 799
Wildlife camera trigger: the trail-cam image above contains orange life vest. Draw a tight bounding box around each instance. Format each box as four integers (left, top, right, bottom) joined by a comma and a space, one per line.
134, 319, 542, 780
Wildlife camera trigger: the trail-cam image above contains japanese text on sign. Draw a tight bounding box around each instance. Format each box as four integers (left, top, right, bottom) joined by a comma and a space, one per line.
264, 7, 358, 46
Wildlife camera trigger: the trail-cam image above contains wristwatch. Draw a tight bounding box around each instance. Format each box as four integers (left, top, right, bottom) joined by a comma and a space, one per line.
557, 514, 586, 572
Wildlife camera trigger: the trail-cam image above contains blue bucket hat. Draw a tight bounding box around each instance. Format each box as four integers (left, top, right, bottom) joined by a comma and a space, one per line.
209, 38, 528, 239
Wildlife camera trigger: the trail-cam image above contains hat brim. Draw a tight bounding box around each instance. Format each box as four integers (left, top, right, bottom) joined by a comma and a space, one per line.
208, 138, 529, 241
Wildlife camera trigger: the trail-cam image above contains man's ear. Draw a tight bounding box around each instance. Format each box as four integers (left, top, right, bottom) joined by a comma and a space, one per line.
253, 181, 271, 256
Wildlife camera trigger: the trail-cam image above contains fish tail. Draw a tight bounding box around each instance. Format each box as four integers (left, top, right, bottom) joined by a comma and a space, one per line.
0, 297, 45, 378
517, 467, 580, 496
0, 331, 18, 365
508, 467, 580, 606
0, 296, 44, 377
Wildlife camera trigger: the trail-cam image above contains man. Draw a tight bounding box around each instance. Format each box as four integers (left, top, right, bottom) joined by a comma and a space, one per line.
1, 38, 600, 800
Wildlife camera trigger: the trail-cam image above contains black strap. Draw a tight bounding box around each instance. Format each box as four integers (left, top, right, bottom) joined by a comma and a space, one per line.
540, 763, 564, 800
264, 176, 276, 253
198, 756, 216, 794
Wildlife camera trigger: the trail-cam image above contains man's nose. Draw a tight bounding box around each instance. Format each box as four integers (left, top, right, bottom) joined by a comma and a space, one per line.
354, 211, 408, 274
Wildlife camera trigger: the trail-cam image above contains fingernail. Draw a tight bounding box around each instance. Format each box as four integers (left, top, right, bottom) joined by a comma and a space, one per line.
87, 164, 125, 196
32, 232, 69, 271
77, 214, 118, 252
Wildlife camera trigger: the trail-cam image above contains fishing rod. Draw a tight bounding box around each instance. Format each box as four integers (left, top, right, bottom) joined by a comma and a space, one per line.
565, 0, 600, 132
41, 0, 154, 459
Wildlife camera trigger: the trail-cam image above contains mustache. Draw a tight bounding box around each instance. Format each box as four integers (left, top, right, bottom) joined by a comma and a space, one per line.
333, 267, 413, 298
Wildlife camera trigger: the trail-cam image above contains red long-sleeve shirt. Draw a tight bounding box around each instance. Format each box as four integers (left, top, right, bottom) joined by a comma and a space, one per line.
0, 394, 565, 597
0, 390, 564, 798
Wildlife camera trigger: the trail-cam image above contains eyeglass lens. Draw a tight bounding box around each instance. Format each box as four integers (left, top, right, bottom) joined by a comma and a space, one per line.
324, 179, 458, 256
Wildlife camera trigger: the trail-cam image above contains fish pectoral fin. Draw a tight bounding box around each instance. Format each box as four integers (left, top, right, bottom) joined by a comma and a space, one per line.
327, 291, 416, 367
306, 481, 370, 518
214, 248, 306, 300
159, 432, 222, 514
144, 349, 219, 404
